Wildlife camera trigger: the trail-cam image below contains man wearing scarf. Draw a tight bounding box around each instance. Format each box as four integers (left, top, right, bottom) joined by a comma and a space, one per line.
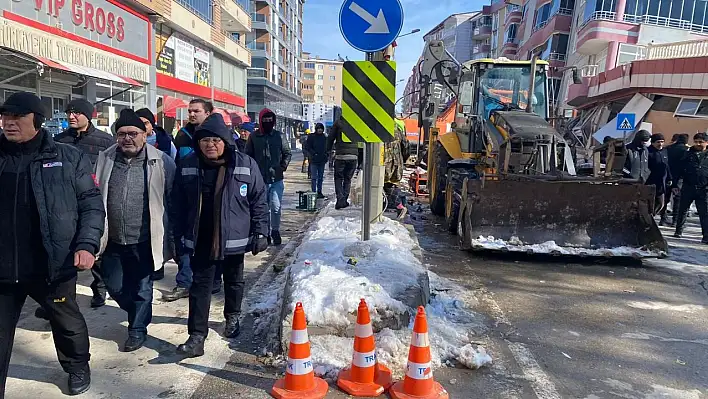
93, 109, 176, 352
172, 113, 269, 357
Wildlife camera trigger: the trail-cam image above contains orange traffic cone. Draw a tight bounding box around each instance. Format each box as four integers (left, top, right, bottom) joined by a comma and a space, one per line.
337, 298, 393, 396
271, 302, 329, 399
389, 306, 449, 399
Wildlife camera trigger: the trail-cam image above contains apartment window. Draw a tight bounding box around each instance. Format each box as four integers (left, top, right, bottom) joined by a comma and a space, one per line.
504, 24, 518, 43
175, 0, 213, 23
329, 76, 336, 81
329, 96, 335, 102
329, 65, 336, 71
534, 2, 552, 29
304, 73, 314, 80
616, 43, 647, 66
317, 75, 324, 80
317, 85, 323, 89
675, 98, 708, 118
329, 85, 336, 91
304, 62, 315, 68
541, 34, 569, 60
317, 64, 324, 69
317, 95, 324, 101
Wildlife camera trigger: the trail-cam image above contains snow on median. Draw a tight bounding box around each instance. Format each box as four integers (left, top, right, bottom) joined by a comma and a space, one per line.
470, 235, 666, 258
279, 205, 491, 379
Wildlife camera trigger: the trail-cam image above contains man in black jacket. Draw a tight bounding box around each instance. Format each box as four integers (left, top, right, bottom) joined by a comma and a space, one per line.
174, 99, 212, 164
666, 134, 690, 226
0, 92, 105, 396
305, 123, 328, 198
672, 133, 708, 243
54, 99, 114, 309
646, 133, 672, 220
136, 108, 177, 159
623, 130, 651, 183
172, 113, 269, 357
327, 118, 363, 209
245, 108, 292, 245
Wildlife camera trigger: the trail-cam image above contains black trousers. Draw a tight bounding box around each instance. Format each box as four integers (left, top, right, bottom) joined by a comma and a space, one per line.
0, 276, 90, 398
90, 260, 105, 296
674, 186, 708, 239
188, 254, 245, 337
334, 159, 358, 203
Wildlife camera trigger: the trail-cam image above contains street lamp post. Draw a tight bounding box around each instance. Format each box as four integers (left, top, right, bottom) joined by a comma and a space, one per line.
398, 28, 421, 38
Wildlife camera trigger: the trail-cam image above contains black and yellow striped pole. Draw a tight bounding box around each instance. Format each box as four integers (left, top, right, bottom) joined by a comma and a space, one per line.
341, 50, 396, 240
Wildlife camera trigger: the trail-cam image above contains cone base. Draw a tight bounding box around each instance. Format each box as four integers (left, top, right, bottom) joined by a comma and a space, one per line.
271, 376, 329, 399
389, 380, 449, 399
337, 363, 393, 397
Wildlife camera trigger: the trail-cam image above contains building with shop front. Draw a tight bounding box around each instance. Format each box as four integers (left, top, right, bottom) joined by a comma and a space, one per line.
0, 0, 152, 134
129, 0, 252, 133
246, 0, 305, 136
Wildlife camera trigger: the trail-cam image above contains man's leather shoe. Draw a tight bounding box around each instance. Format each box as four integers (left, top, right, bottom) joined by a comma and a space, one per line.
177, 335, 205, 357
162, 287, 189, 302
91, 291, 106, 308
124, 334, 146, 352
224, 315, 241, 338
68, 366, 91, 396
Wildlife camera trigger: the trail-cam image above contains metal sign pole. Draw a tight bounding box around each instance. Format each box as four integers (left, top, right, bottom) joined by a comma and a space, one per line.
361, 51, 375, 241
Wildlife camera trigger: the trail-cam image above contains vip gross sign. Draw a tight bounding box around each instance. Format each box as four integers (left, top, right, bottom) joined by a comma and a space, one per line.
339, 0, 404, 52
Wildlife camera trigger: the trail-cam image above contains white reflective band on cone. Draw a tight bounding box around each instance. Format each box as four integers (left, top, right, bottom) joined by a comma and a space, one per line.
290, 329, 309, 345
287, 356, 314, 376
354, 322, 373, 338
405, 361, 433, 380
352, 350, 376, 368
411, 332, 429, 347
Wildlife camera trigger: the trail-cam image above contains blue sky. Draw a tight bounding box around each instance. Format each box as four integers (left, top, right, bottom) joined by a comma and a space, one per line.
302, 0, 488, 105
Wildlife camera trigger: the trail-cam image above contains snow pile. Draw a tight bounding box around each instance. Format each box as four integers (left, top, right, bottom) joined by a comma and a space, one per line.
308, 272, 491, 380
470, 235, 665, 258
287, 209, 425, 327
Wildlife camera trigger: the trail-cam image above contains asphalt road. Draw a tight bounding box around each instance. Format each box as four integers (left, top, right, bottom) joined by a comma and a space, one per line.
410, 208, 708, 399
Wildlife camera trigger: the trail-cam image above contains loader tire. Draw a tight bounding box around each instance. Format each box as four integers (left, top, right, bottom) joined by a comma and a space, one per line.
430, 142, 451, 216
445, 176, 459, 234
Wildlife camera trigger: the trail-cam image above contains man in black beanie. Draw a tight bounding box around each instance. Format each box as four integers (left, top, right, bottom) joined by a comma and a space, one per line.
135, 108, 176, 159
51, 99, 114, 312
646, 133, 672, 219
623, 129, 652, 183
94, 109, 175, 352
0, 92, 105, 396
172, 113, 269, 357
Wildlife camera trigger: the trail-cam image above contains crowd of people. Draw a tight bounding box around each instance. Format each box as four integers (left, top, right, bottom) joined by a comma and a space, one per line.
623, 130, 708, 243
0, 92, 293, 397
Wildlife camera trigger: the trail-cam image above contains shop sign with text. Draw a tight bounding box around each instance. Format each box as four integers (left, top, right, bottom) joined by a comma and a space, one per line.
1, 0, 150, 63
157, 35, 210, 87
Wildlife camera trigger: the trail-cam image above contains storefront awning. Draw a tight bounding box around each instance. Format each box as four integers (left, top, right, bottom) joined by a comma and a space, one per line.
230, 110, 251, 123
49, 61, 144, 86
212, 108, 233, 125
161, 96, 189, 118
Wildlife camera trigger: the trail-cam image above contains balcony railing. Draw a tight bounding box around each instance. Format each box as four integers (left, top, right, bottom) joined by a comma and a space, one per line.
547, 52, 567, 61
248, 68, 268, 78
580, 11, 617, 28
623, 14, 708, 34
644, 39, 708, 60
175, 0, 212, 24
247, 41, 267, 51
251, 13, 267, 22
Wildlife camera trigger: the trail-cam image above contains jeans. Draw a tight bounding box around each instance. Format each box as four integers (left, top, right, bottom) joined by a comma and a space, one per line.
1, 276, 90, 397
101, 241, 154, 335
176, 254, 192, 289
310, 162, 326, 193
334, 159, 358, 203
675, 186, 708, 239
187, 255, 246, 337
266, 180, 285, 232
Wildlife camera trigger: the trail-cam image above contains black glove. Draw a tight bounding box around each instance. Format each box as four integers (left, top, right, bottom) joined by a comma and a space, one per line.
251, 234, 269, 256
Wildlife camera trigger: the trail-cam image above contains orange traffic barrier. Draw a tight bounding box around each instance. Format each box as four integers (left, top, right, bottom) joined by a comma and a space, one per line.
390, 306, 449, 399
271, 302, 329, 399
337, 298, 393, 396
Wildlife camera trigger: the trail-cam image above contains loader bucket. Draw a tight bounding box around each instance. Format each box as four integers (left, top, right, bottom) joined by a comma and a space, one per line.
461, 179, 668, 257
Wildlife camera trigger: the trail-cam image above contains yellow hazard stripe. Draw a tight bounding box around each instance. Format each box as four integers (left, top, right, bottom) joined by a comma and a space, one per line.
342, 68, 394, 138
359, 62, 395, 104
342, 101, 380, 142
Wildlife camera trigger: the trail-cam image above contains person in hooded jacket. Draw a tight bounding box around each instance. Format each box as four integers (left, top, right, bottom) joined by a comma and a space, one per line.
136, 108, 177, 159
672, 132, 708, 243
0, 92, 105, 396
665, 134, 690, 225
172, 113, 269, 357
646, 133, 672, 220
623, 130, 652, 183
245, 109, 292, 245
54, 99, 114, 311
305, 123, 328, 198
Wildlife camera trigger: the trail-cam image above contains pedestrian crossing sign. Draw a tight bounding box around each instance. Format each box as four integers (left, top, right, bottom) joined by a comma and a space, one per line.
616, 113, 636, 131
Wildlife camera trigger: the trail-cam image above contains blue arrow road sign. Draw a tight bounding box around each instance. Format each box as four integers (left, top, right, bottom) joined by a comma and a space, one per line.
616, 113, 636, 131
339, 0, 404, 52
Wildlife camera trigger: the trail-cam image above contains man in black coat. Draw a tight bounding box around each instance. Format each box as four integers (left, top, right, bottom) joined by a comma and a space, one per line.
672, 133, 708, 243
665, 134, 690, 226
0, 92, 105, 396
172, 113, 269, 357
54, 99, 114, 309
174, 99, 212, 165
327, 118, 363, 209
305, 123, 328, 198
646, 133, 672, 220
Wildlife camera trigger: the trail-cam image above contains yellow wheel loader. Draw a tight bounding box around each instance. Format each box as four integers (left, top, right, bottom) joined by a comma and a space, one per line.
419, 42, 667, 257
